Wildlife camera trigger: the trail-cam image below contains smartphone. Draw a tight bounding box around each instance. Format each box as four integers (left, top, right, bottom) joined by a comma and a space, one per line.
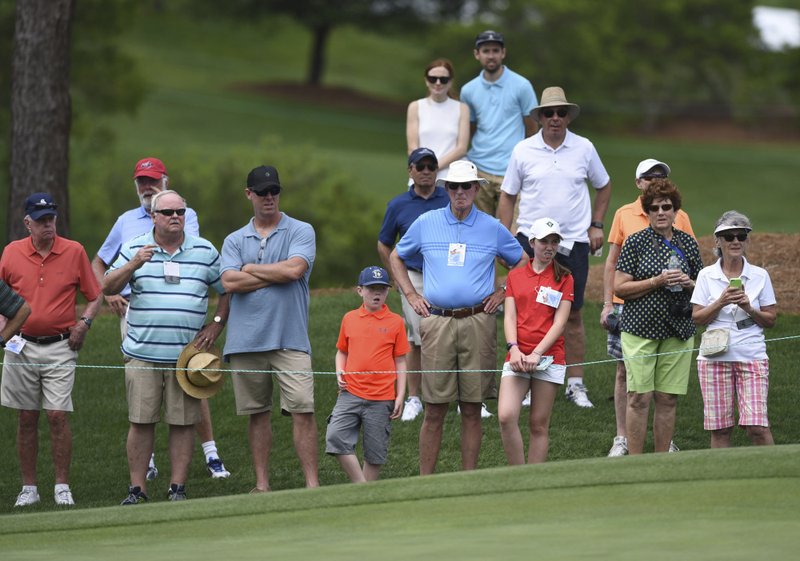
729, 278, 743, 289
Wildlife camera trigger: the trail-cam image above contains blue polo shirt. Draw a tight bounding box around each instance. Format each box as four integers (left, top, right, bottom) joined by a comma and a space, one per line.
220, 214, 315, 358
461, 66, 537, 176
109, 231, 224, 363
395, 205, 523, 308
378, 185, 449, 271
97, 205, 200, 297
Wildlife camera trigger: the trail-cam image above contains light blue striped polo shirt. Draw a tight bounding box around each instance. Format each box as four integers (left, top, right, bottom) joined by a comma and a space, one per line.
395, 205, 523, 308
109, 230, 224, 363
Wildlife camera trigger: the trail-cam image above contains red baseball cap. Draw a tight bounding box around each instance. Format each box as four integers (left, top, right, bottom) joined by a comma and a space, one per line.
133, 157, 167, 179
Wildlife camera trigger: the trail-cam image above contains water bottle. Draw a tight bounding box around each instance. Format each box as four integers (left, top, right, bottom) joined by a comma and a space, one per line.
667, 251, 683, 292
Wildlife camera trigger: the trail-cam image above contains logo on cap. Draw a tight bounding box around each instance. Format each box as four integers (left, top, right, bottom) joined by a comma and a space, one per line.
140, 161, 154, 169
372, 269, 384, 279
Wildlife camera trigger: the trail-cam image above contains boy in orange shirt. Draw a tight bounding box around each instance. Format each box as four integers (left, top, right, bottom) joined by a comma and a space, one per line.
326, 266, 409, 482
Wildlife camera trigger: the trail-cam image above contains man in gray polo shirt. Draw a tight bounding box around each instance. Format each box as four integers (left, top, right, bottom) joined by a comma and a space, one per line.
221, 165, 319, 492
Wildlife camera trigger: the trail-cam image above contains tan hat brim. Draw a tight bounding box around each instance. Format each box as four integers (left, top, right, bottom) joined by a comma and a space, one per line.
175, 343, 225, 399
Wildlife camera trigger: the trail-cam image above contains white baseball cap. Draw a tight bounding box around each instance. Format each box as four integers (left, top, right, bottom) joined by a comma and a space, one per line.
635, 158, 671, 179
529, 218, 563, 241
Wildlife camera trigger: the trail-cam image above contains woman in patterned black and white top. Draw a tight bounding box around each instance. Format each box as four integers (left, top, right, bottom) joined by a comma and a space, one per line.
614, 179, 703, 454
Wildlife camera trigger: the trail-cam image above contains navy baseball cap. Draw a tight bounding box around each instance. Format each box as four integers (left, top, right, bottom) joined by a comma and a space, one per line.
24, 192, 58, 220
358, 266, 391, 287
408, 147, 438, 166
475, 30, 504, 48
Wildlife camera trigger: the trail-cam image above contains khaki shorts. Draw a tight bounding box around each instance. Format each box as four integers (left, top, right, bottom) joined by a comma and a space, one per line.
1, 340, 77, 411
475, 169, 520, 232
230, 349, 314, 415
420, 312, 497, 404
399, 269, 424, 345
125, 358, 201, 426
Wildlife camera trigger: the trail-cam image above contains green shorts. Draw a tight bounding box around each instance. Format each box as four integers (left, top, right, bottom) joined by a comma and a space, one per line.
621, 333, 694, 395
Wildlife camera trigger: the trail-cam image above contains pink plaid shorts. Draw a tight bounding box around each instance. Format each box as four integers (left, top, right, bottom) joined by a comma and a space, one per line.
697, 359, 770, 430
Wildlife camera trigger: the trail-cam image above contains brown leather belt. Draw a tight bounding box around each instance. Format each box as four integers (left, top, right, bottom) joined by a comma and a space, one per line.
428, 303, 485, 319
19, 332, 70, 345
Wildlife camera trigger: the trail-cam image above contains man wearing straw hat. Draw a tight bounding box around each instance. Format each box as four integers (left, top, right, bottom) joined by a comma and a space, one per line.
104, 190, 229, 504
391, 160, 524, 475
499, 86, 612, 409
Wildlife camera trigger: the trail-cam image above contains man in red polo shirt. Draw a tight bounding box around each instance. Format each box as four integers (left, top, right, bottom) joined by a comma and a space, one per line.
0, 192, 101, 507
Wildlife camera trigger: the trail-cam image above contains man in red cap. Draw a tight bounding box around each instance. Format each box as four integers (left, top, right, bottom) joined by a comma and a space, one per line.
91, 158, 230, 480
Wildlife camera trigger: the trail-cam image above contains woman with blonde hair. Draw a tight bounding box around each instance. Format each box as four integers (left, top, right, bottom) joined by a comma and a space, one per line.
406, 58, 469, 181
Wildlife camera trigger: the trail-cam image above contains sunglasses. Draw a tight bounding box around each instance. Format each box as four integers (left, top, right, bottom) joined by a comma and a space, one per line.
250, 185, 282, 197
647, 203, 673, 213
446, 182, 474, 191
414, 162, 437, 172
426, 75, 451, 85
720, 233, 748, 242
641, 174, 667, 181
541, 108, 569, 118
32, 203, 58, 210
153, 208, 187, 217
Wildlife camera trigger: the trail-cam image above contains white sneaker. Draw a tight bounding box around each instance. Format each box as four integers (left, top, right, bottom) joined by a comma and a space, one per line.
521, 391, 531, 408
14, 487, 40, 507
565, 383, 594, 408
608, 436, 628, 457
55, 486, 75, 505
207, 458, 231, 479
481, 403, 493, 419
401, 396, 423, 422
669, 441, 680, 453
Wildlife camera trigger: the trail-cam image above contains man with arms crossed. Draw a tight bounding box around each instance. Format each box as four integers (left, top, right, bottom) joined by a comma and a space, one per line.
221, 165, 319, 492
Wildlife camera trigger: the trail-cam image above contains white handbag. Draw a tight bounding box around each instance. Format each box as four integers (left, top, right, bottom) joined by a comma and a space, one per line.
699, 328, 730, 357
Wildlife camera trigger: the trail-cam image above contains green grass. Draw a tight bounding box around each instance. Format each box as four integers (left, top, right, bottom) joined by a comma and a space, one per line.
1, 293, 799, 516
1, 445, 798, 560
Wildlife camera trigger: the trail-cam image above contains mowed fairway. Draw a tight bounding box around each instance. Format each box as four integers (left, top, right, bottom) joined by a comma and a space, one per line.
2, 446, 798, 561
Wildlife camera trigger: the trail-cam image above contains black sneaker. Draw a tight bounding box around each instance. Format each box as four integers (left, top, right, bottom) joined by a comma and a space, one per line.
120, 485, 148, 505
167, 483, 187, 501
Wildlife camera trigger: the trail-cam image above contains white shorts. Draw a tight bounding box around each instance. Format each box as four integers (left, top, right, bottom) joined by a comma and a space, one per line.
399, 269, 424, 345
500, 361, 566, 385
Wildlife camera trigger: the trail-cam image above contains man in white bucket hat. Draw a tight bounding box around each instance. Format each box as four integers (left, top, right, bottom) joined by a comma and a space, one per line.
391, 160, 524, 475
499, 86, 612, 410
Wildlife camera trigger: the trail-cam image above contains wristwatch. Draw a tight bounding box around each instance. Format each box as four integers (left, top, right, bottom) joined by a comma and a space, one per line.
213, 315, 226, 326
590, 221, 604, 229
80, 316, 93, 328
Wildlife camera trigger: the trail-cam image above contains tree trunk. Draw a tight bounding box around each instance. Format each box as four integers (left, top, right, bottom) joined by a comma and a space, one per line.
8, 0, 74, 242
306, 23, 330, 86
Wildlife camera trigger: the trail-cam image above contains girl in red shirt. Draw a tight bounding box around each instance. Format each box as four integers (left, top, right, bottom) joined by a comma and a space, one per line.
498, 218, 574, 464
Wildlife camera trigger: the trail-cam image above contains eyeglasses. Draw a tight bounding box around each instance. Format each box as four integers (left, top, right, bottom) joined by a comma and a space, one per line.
426, 75, 451, 85
641, 174, 667, 181
250, 185, 281, 197
647, 204, 673, 213
414, 162, 437, 172
541, 108, 569, 118
720, 233, 748, 242
446, 182, 474, 191
153, 208, 187, 217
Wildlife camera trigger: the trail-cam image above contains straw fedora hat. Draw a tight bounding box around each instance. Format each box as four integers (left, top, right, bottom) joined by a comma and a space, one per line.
531, 86, 580, 122
175, 343, 224, 399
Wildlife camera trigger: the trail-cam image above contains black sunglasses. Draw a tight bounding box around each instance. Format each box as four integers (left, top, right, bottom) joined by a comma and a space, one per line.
720, 233, 748, 242
641, 174, 667, 181
414, 162, 437, 172
153, 208, 187, 217
250, 185, 282, 197
32, 203, 58, 210
446, 182, 474, 191
426, 75, 451, 85
647, 204, 673, 213
541, 108, 569, 118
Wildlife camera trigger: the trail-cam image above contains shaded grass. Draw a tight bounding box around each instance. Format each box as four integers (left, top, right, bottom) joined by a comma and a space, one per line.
0, 446, 798, 560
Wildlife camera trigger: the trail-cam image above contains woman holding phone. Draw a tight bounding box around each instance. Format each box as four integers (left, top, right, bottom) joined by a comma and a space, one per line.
406, 58, 470, 181
691, 211, 777, 447
498, 218, 573, 464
